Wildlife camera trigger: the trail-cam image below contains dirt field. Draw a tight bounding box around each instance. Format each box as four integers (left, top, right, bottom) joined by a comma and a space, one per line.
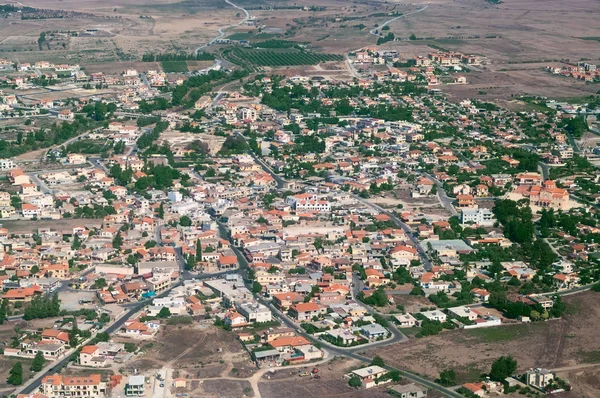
0, 218, 103, 234
122, 324, 250, 377
258, 357, 388, 398
369, 291, 600, 390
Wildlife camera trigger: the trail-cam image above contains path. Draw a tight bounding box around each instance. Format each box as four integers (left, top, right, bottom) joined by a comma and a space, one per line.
369, 6, 429, 36
194, 0, 250, 54
552, 363, 600, 373
345, 5, 429, 78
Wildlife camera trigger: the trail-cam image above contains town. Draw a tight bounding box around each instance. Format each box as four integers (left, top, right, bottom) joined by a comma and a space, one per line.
0, 0, 598, 398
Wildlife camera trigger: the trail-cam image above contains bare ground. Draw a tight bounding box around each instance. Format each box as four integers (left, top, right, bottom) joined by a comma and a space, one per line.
368, 291, 600, 387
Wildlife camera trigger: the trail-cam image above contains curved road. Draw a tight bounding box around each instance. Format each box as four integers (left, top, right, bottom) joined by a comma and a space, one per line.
194, 0, 250, 54
369, 5, 429, 36
221, 221, 462, 397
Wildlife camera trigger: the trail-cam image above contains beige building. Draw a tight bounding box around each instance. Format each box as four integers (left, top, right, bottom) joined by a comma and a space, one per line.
40, 374, 107, 398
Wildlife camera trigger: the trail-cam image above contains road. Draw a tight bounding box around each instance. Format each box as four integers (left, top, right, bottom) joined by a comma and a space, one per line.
369, 6, 429, 36
29, 172, 52, 195
421, 172, 457, 216
538, 161, 550, 180
236, 132, 287, 188
194, 0, 250, 54
219, 221, 462, 397
353, 195, 432, 270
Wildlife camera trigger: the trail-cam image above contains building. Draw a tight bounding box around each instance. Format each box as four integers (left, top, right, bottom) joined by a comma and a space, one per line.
348, 366, 391, 389
289, 302, 322, 321
526, 368, 554, 389
40, 374, 107, 398
388, 383, 428, 398
0, 158, 15, 170
359, 323, 388, 339
461, 208, 495, 227
238, 302, 272, 323
125, 375, 145, 396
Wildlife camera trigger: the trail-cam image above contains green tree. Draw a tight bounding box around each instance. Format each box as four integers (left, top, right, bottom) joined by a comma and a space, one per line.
371, 356, 385, 367
158, 307, 171, 318
157, 202, 164, 219
196, 239, 202, 261
490, 356, 517, 381
252, 281, 262, 294
437, 369, 456, 386
31, 351, 46, 372
0, 299, 6, 324
185, 254, 196, 271
179, 215, 192, 227
112, 231, 123, 250
7, 362, 23, 385
348, 374, 362, 388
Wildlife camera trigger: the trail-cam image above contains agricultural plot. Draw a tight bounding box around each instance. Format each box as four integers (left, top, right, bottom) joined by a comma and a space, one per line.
226, 48, 343, 67
161, 60, 189, 73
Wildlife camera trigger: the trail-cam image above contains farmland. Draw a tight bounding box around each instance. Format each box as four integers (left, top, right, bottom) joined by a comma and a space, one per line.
161, 60, 189, 73
224, 47, 343, 67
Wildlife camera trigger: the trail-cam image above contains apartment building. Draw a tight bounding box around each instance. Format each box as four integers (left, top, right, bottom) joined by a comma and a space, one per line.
40, 374, 107, 398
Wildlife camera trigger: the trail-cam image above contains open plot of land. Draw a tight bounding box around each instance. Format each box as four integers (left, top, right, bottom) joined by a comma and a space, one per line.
122, 324, 248, 376
0, 218, 103, 234
258, 357, 390, 398
369, 291, 600, 387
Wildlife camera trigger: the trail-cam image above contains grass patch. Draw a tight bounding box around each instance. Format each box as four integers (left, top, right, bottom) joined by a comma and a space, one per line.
577, 350, 600, 363
465, 324, 534, 343
225, 47, 343, 66
454, 362, 485, 384
161, 60, 188, 73
579, 37, 600, 42
227, 32, 254, 41
399, 327, 422, 336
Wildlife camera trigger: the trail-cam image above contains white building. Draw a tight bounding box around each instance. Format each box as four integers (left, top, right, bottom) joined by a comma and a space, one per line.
0, 158, 15, 170
447, 305, 478, 321
460, 208, 495, 227
168, 191, 183, 202
238, 302, 272, 323
419, 310, 447, 322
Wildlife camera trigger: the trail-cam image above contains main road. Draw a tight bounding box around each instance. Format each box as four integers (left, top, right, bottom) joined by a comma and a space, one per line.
219, 220, 462, 397
194, 0, 250, 54
369, 5, 429, 36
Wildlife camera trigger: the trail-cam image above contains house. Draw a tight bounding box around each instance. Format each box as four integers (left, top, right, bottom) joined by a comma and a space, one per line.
462, 382, 485, 397
419, 310, 447, 322
359, 323, 388, 339
67, 153, 86, 165
223, 311, 248, 328
79, 345, 108, 368
125, 375, 145, 396
526, 368, 554, 389
270, 335, 311, 353
388, 383, 428, 398
393, 313, 417, 328
471, 288, 490, 303
461, 208, 495, 227
9, 169, 30, 185
272, 292, 304, 310
347, 365, 391, 389
447, 306, 478, 321
40, 374, 106, 398
289, 302, 322, 321
3, 286, 42, 302
41, 330, 70, 346
58, 110, 75, 121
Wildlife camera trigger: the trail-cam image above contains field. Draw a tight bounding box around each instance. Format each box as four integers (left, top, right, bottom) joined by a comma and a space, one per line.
258, 357, 393, 398
161, 60, 189, 73
225, 47, 344, 67
369, 291, 600, 394
121, 324, 249, 377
